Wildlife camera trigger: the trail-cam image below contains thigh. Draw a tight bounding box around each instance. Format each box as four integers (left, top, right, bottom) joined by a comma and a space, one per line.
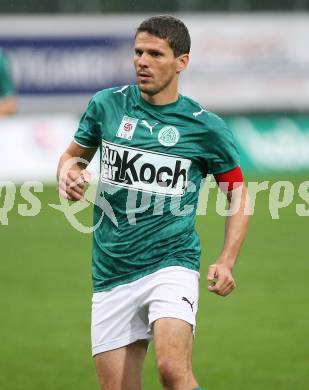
146, 268, 200, 388
153, 317, 193, 368
153, 318, 198, 389
95, 340, 148, 390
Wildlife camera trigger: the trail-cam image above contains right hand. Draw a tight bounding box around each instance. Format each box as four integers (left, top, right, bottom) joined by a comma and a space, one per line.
58, 169, 91, 201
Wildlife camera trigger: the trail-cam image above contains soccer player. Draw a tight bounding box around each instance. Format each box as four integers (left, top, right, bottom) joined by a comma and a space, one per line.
0, 49, 16, 117
57, 15, 249, 390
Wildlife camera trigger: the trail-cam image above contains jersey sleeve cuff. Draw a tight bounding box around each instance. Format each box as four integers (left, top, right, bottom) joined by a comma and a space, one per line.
73, 138, 99, 148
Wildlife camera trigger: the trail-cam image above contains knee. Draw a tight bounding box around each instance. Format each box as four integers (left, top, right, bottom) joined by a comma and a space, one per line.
157, 358, 189, 388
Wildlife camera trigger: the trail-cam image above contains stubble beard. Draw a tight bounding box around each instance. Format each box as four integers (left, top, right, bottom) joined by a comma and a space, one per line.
138, 76, 173, 98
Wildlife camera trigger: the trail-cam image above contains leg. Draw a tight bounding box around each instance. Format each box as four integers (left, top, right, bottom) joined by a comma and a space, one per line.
153, 318, 199, 390
91, 281, 152, 389
94, 339, 148, 390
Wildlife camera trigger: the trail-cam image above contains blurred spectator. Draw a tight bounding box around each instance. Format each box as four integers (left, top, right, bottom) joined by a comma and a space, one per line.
0, 49, 16, 117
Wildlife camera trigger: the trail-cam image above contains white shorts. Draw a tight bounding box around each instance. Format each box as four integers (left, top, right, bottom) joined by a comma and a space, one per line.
91, 266, 200, 356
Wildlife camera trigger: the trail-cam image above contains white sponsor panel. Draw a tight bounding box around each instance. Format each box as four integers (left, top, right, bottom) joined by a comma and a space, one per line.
101, 140, 191, 196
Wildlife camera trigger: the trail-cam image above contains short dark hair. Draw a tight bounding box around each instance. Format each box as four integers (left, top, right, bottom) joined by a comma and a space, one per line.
135, 15, 191, 57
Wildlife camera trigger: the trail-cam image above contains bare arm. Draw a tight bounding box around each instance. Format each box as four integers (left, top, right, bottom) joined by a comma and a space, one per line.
57, 141, 97, 201
208, 183, 250, 296
0, 96, 16, 117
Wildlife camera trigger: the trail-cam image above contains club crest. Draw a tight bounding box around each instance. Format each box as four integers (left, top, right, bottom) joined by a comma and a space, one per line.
158, 126, 179, 147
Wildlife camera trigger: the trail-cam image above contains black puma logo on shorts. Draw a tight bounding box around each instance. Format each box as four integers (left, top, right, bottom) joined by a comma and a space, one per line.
182, 296, 194, 312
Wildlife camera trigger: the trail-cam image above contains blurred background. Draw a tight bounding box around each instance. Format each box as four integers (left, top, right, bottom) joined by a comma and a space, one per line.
0, 1, 308, 390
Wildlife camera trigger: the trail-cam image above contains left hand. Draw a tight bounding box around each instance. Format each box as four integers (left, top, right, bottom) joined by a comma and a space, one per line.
207, 263, 236, 297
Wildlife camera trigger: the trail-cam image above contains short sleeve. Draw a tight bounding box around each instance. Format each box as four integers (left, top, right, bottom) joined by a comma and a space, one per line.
74, 96, 101, 148
203, 114, 240, 175
0, 53, 15, 97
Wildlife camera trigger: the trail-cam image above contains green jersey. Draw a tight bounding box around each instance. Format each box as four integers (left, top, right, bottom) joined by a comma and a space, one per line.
0, 50, 14, 97
74, 85, 239, 292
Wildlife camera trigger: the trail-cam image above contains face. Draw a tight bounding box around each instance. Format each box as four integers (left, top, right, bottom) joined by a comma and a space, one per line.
134, 32, 187, 97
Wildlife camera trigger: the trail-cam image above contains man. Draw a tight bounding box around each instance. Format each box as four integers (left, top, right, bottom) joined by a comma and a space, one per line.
57, 15, 249, 390
0, 49, 16, 117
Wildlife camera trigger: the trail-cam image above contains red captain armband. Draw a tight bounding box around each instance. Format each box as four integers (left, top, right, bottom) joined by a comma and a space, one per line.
214, 166, 244, 192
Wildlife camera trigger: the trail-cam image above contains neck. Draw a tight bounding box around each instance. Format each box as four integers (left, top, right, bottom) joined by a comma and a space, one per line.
141, 90, 179, 106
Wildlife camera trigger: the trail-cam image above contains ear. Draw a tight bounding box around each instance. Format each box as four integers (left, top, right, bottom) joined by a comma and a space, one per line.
176, 54, 189, 73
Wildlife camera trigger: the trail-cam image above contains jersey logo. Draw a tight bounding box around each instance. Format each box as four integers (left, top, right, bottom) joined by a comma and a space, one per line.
101, 140, 191, 196
193, 106, 207, 117
182, 297, 194, 312
140, 119, 159, 135
116, 115, 138, 140
158, 126, 180, 147
113, 85, 129, 96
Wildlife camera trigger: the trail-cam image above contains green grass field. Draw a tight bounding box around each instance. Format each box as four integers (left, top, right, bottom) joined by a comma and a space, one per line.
1, 176, 308, 390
